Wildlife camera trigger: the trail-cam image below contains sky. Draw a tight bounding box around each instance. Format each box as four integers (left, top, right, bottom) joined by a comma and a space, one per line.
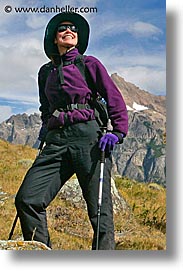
0, 0, 166, 122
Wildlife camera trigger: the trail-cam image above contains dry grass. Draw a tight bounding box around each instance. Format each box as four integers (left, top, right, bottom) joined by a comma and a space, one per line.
0, 139, 166, 250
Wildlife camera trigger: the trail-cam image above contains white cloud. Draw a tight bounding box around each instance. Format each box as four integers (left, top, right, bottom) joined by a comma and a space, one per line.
89, 16, 128, 39
89, 11, 163, 42
25, 107, 40, 115
117, 66, 166, 95
0, 106, 13, 123
0, 30, 48, 103
25, 14, 48, 29
127, 21, 163, 37
90, 44, 166, 95
0, 0, 21, 23
88, 18, 164, 94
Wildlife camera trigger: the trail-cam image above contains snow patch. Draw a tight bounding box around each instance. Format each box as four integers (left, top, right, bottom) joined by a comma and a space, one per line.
133, 102, 148, 111
126, 105, 133, 111
127, 102, 149, 112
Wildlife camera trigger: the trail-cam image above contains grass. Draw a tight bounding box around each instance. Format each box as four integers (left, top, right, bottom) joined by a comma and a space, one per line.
114, 177, 166, 250
0, 139, 166, 250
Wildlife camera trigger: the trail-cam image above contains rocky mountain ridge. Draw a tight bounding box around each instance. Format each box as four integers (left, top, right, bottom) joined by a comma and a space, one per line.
0, 74, 166, 185
111, 73, 166, 116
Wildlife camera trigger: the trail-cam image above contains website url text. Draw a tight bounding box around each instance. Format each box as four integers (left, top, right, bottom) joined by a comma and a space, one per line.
4, 5, 98, 14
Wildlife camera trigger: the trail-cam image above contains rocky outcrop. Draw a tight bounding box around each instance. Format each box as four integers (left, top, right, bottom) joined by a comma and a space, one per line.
0, 240, 51, 250
59, 177, 128, 213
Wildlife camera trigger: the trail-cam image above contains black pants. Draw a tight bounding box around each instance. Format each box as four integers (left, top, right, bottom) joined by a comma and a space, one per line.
15, 120, 115, 250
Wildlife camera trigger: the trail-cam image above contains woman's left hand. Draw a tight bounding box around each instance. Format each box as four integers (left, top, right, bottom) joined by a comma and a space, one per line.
99, 133, 119, 152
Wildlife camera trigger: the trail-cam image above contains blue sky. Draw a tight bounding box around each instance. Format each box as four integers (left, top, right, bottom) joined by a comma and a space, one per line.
0, 0, 166, 122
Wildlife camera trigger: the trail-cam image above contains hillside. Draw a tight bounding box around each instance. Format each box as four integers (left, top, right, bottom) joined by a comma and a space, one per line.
0, 139, 166, 250
0, 73, 166, 185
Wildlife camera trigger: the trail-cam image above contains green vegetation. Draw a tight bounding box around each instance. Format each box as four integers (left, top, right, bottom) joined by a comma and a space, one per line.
147, 138, 166, 158
0, 139, 166, 250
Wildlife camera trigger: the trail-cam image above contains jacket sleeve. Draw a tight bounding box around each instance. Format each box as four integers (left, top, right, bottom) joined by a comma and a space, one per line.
85, 57, 128, 136
38, 63, 51, 125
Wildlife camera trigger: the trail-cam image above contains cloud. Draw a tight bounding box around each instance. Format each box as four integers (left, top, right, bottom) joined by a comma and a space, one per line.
91, 45, 166, 95
25, 107, 40, 115
0, 0, 23, 29
25, 14, 48, 29
0, 106, 13, 123
89, 11, 163, 42
117, 66, 166, 95
127, 21, 163, 37
0, 29, 48, 104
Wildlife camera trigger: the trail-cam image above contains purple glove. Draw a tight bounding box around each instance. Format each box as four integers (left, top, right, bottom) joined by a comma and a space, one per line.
99, 133, 119, 152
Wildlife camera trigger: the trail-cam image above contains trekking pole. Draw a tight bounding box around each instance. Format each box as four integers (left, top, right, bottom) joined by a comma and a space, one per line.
36, 140, 45, 156
8, 139, 45, 240
8, 213, 18, 240
96, 149, 105, 250
96, 127, 107, 250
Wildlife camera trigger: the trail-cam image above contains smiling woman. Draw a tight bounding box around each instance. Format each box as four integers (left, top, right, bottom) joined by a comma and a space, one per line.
54, 21, 78, 55
14, 11, 128, 251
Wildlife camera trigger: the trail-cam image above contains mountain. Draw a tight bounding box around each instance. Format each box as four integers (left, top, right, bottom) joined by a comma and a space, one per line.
112, 110, 166, 185
0, 74, 166, 185
0, 113, 41, 148
111, 74, 166, 185
111, 73, 166, 116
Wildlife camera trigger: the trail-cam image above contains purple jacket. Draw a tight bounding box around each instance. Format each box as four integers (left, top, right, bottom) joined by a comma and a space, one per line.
38, 48, 128, 135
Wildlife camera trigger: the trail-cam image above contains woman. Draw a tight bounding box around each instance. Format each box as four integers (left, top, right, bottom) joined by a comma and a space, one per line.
15, 12, 128, 250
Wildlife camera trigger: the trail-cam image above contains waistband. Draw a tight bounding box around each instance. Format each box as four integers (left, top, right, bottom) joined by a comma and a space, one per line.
52, 103, 91, 118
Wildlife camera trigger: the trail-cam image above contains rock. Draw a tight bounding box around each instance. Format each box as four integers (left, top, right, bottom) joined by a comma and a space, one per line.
59, 177, 128, 213
0, 188, 9, 205
0, 240, 51, 250
18, 159, 34, 168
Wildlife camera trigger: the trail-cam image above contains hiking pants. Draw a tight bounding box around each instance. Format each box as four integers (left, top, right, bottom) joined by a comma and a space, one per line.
15, 120, 115, 250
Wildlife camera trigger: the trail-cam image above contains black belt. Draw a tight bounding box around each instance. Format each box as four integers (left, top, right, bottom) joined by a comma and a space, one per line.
52, 103, 91, 118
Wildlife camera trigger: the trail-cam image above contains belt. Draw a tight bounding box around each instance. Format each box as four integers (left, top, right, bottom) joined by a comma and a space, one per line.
52, 103, 91, 118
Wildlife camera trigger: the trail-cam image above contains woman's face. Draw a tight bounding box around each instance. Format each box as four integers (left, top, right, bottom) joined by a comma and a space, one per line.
54, 21, 78, 52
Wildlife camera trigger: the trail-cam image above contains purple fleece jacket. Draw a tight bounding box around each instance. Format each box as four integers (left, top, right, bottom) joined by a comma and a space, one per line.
39, 48, 128, 135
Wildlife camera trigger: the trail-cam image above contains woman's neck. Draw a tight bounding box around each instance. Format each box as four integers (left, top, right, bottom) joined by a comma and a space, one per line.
59, 46, 76, 56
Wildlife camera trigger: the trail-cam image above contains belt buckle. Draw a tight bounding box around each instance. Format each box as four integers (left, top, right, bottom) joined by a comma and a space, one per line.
52, 110, 60, 118
70, 103, 78, 110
